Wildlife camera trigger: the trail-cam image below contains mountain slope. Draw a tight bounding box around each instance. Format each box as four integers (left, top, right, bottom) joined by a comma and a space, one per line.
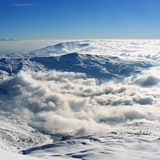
25, 41, 90, 58
0, 111, 52, 152
0, 52, 153, 80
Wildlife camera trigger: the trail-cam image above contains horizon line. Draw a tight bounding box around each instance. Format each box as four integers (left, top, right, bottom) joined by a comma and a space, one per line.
1, 38, 160, 41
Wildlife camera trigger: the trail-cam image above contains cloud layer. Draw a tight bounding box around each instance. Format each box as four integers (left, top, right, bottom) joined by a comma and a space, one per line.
0, 67, 159, 135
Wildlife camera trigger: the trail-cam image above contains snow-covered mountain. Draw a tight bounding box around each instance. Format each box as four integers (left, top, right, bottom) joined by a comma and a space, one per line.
0, 40, 160, 160
0, 39, 15, 41
28, 41, 90, 57
30, 52, 153, 79
0, 41, 155, 79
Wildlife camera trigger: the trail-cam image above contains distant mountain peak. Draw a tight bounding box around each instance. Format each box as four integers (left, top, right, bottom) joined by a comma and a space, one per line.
0, 38, 16, 41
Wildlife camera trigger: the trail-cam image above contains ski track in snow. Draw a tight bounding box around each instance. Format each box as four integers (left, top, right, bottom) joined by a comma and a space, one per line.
0, 39, 160, 160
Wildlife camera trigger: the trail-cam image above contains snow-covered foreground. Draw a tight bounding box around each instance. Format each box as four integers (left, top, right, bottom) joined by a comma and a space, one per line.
0, 40, 160, 159
0, 147, 68, 160
0, 148, 42, 160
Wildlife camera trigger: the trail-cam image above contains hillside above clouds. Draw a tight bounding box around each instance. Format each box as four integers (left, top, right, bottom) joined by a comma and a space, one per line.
0, 41, 154, 80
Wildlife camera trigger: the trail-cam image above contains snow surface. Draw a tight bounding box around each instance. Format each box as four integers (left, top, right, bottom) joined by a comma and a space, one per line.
0, 148, 42, 160
0, 40, 160, 159
0, 148, 69, 160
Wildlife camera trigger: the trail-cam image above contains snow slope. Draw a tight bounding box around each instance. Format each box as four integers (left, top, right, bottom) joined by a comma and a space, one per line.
0, 52, 154, 79
0, 40, 160, 160
30, 52, 153, 79
0, 111, 52, 152
0, 148, 41, 160
21, 132, 160, 160
0, 148, 69, 160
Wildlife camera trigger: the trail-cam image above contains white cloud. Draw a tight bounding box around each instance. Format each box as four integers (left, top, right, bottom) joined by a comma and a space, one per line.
0, 68, 160, 135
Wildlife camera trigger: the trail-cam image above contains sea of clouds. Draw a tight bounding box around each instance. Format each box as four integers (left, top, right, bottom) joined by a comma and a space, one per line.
0, 65, 159, 135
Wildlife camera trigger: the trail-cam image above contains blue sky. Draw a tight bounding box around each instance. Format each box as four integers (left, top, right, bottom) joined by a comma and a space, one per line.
0, 0, 160, 39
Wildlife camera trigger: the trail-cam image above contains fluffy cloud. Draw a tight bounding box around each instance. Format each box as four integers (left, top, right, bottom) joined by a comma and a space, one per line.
0, 68, 160, 135
134, 75, 159, 87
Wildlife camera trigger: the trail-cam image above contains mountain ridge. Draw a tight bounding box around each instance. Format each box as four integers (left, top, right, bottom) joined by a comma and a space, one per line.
0, 52, 153, 80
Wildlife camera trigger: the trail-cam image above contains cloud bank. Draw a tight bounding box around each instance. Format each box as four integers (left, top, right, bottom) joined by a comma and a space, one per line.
0, 67, 159, 135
